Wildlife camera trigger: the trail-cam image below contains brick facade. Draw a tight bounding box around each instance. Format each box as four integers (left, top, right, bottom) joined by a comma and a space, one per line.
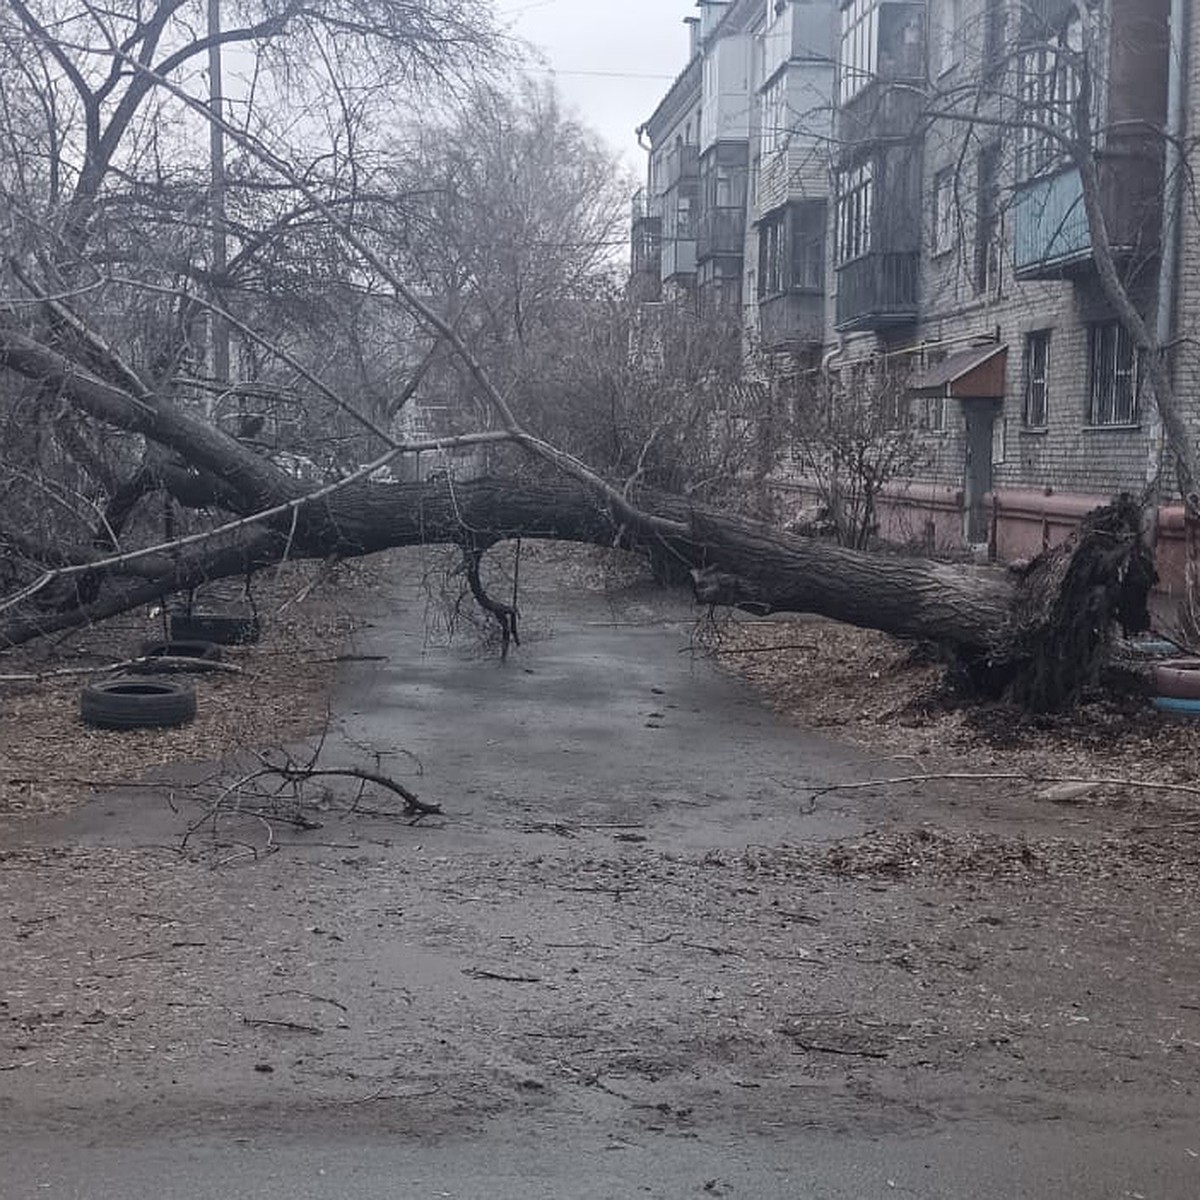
633, 0, 1196, 598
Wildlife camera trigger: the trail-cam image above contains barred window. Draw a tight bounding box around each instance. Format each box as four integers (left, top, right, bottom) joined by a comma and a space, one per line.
1087, 323, 1140, 426
1023, 330, 1050, 427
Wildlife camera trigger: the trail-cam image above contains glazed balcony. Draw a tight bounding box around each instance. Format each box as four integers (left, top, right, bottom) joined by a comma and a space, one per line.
697, 208, 745, 261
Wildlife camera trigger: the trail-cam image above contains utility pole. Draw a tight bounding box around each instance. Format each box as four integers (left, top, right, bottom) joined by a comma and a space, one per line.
208, 0, 230, 408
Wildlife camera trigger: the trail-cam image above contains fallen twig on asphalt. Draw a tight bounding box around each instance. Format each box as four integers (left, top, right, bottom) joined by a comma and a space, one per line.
464, 968, 542, 983
243, 1017, 324, 1034
784, 1039, 889, 1059
253, 754, 440, 817
681, 942, 744, 957
269, 989, 348, 1013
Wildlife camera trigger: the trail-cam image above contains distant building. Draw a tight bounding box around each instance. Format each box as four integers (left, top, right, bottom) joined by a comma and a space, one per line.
633, 0, 1197, 608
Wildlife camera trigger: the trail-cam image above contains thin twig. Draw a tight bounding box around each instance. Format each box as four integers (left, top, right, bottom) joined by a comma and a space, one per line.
714, 642, 820, 655
808, 771, 1200, 803
0, 654, 242, 682
268, 989, 348, 1013
785, 1040, 889, 1060
464, 968, 542, 983
243, 1017, 323, 1034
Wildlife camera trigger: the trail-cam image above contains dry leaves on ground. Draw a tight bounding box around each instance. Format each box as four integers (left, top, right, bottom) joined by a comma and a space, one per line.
0, 560, 383, 818
714, 613, 1200, 816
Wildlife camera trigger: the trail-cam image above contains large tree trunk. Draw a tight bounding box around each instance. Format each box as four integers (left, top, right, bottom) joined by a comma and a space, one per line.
688, 511, 1013, 649
690, 496, 1155, 711
0, 467, 1154, 711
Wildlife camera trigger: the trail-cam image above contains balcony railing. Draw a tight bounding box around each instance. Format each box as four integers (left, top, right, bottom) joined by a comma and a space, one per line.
1013, 155, 1161, 280
759, 291, 825, 351
631, 214, 662, 278
665, 144, 699, 188
834, 251, 918, 331
697, 208, 746, 261
661, 237, 697, 282
1012, 167, 1090, 277
835, 85, 924, 159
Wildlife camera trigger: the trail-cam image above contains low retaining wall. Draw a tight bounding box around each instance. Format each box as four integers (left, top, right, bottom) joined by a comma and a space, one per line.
772, 478, 1193, 603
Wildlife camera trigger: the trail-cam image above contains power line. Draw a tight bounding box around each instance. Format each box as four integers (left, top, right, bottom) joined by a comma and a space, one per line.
521, 66, 677, 81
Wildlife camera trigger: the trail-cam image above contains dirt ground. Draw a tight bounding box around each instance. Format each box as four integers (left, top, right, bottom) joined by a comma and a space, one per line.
3, 547, 1200, 1198
0, 558, 385, 818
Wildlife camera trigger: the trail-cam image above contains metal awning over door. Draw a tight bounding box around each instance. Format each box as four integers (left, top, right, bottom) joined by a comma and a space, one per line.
909, 343, 1008, 399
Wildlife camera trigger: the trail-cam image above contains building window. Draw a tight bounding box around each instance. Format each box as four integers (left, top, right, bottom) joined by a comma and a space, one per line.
932, 168, 956, 255
676, 195, 693, 239
761, 72, 789, 157
936, 0, 963, 76
839, 0, 879, 104
835, 161, 873, 264
923, 395, 947, 431
1023, 330, 1050, 427
758, 201, 826, 298
1088, 323, 1141, 426
760, 217, 785, 297
792, 201, 825, 291
1016, 7, 1082, 180
974, 143, 1001, 294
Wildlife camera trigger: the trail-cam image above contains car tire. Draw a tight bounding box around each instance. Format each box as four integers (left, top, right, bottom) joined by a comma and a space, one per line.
80, 677, 198, 729
1152, 658, 1200, 700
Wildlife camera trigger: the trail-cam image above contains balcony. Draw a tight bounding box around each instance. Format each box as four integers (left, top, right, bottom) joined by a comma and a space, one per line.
697, 208, 745, 261
630, 189, 662, 276
631, 216, 662, 280
1013, 160, 1161, 281
759, 291, 825, 351
665, 143, 699, 188
1013, 167, 1089, 277
836, 83, 924, 159
834, 251, 918, 331
661, 237, 697, 282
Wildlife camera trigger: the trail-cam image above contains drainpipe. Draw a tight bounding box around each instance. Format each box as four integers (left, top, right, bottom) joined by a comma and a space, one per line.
1146, 0, 1187, 538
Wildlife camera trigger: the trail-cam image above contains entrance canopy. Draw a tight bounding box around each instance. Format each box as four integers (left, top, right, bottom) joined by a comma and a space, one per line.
909, 343, 1008, 400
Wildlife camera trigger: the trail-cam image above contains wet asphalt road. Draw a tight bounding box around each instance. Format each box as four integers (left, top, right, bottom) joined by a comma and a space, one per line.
3, 567, 1199, 1198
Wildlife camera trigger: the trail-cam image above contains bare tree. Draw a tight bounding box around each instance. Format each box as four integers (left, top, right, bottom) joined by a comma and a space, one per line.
790, 359, 929, 550
0, 0, 1161, 712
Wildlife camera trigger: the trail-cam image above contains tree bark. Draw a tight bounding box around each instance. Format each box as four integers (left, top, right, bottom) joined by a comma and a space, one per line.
0, 467, 1154, 711
688, 511, 1013, 650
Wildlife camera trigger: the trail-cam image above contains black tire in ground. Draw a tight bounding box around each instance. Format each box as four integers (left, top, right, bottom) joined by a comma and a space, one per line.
169, 612, 261, 645
80, 677, 197, 729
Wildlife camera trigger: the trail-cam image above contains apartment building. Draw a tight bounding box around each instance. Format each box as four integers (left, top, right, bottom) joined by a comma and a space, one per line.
632, 0, 836, 352
633, 0, 1195, 600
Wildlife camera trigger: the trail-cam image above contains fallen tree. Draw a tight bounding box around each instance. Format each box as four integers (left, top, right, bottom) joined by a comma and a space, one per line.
0, 0, 1159, 714
0, 313, 1155, 711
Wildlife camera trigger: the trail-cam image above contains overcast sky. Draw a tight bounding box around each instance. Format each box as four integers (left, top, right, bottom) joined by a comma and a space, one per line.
497, 0, 695, 178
